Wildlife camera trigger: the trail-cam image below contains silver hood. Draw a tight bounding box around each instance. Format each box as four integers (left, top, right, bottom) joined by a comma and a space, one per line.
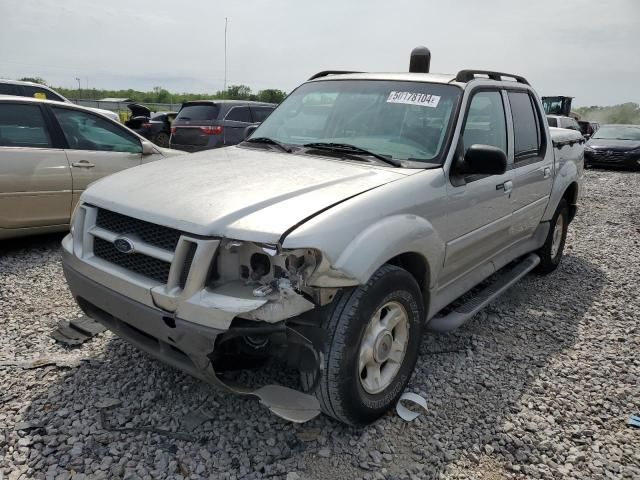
81, 146, 410, 243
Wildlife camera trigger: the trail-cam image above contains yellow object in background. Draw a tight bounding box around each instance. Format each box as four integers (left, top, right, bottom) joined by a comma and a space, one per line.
33, 92, 47, 100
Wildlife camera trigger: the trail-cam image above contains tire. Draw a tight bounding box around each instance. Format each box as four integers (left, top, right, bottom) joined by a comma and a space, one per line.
535, 199, 569, 274
153, 132, 170, 148
301, 264, 424, 425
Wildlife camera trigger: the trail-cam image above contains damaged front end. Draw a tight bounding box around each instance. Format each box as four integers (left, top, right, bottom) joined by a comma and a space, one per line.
62, 207, 354, 422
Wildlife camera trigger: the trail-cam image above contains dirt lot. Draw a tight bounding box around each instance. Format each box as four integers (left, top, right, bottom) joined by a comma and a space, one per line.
1, 168, 639, 480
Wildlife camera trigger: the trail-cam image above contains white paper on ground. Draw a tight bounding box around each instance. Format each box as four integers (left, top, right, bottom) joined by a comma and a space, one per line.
396, 392, 428, 421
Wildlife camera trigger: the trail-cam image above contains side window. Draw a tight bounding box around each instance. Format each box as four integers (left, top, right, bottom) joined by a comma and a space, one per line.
226, 106, 251, 123
22, 85, 65, 102
250, 106, 274, 123
462, 91, 507, 153
0, 83, 20, 96
0, 103, 52, 148
52, 107, 142, 153
508, 91, 542, 161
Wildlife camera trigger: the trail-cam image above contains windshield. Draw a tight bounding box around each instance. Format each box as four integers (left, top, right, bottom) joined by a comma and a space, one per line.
592, 125, 640, 140
251, 80, 461, 163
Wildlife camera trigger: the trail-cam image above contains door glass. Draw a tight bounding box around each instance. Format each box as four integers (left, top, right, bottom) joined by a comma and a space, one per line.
508, 91, 541, 160
22, 85, 66, 102
250, 106, 275, 123
226, 106, 251, 123
52, 107, 142, 153
462, 91, 507, 152
0, 103, 51, 148
0, 83, 20, 96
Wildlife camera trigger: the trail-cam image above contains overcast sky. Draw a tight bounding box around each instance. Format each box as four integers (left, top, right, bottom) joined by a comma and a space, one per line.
1, 0, 638, 106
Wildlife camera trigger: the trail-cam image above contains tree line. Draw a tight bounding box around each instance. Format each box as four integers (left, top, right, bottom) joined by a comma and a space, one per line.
575, 103, 640, 125
17, 77, 287, 105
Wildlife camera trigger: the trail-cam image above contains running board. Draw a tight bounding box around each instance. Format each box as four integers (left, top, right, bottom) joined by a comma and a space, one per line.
427, 253, 540, 333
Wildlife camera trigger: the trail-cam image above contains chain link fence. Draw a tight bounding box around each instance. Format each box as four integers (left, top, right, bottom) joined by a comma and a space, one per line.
72, 99, 181, 122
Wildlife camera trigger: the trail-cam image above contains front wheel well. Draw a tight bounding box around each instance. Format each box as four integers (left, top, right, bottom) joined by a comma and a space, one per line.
386, 252, 430, 307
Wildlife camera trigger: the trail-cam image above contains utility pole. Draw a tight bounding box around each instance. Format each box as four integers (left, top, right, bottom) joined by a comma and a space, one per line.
224, 17, 228, 98
75, 77, 81, 99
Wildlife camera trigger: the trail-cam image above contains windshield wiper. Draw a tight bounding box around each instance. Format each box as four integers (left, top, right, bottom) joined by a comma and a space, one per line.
245, 137, 292, 153
303, 142, 401, 167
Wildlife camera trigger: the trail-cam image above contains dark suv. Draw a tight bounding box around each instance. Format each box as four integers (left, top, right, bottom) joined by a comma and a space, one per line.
169, 100, 275, 152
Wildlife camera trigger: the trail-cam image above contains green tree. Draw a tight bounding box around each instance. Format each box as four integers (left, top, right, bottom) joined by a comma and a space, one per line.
18, 76, 47, 85
257, 89, 287, 104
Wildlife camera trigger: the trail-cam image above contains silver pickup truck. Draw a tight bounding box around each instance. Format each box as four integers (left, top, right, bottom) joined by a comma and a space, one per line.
62, 48, 584, 425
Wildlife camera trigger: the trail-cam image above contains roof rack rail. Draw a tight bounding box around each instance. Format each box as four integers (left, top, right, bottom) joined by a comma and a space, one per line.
308, 70, 362, 81
455, 70, 530, 85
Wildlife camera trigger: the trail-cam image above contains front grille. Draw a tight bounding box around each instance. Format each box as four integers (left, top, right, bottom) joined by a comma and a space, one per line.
95, 208, 182, 251
587, 150, 635, 164
93, 237, 171, 284
179, 242, 197, 289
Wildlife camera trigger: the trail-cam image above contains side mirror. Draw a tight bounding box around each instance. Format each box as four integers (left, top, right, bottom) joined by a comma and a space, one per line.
461, 144, 507, 175
141, 140, 156, 155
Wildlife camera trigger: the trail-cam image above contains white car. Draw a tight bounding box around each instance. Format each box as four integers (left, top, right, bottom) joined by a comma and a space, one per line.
0, 79, 121, 123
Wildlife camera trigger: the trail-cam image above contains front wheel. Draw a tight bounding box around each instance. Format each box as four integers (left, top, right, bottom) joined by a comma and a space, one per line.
301, 264, 424, 425
535, 199, 569, 274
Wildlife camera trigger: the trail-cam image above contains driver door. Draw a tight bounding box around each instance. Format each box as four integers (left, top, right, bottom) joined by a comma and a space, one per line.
440, 89, 514, 287
50, 106, 143, 207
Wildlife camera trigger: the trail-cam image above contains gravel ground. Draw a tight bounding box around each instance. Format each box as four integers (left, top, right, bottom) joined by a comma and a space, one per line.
1, 168, 639, 480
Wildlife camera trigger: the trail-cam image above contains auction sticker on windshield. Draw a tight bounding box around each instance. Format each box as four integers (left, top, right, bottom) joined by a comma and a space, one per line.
387, 91, 440, 108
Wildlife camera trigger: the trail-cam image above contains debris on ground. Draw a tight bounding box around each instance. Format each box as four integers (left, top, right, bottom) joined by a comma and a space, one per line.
51, 316, 106, 346
396, 392, 428, 421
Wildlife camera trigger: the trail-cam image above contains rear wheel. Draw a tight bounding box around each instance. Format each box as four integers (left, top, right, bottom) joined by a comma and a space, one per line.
535, 199, 569, 274
301, 264, 424, 425
153, 132, 170, 147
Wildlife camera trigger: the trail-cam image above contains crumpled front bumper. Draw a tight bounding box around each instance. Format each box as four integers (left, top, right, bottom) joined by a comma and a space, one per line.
62, 255, 321, 423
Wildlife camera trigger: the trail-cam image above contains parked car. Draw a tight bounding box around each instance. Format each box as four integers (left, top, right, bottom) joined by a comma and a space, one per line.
0, 79, 121, 123
547, 114, 581, 133
584, 124, 640, 170
62, 48, 583, 426
0, 97, 184, 240
169, 100, 276, 152
125, 103, 177, 147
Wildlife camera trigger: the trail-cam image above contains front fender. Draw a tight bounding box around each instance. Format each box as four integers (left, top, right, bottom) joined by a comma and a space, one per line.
331, 214, 444, 288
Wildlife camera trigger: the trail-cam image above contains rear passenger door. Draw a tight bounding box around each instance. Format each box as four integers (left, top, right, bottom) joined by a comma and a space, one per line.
50, 106, 143, 208
249, 106, 275, 124
223, 106, 252, 146
0, 102, 72, 229
506, 91, 553, 242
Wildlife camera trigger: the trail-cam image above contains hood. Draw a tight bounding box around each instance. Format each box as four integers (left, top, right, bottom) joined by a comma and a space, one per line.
88, 107, 121, 123
587, 138, 640, 151
82, 146, 410, 243
155, 146, 187, 158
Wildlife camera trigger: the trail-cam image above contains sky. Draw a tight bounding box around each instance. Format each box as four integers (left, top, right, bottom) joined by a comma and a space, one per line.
1, 0, 638, 106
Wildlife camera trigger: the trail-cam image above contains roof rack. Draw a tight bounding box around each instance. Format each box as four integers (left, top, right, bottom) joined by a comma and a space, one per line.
455, 70, 530, 85
308, 70, 362, 81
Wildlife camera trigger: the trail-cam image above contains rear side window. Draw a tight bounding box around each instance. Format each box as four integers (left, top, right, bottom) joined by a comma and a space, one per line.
0, 83, 20, 96
177, 104, 219, 121
508, 91, 541, 160
547, 117, 558, 127
0, 103, 51, 148
226, 106, 251, 122
22, 85, 65, 102
251, 106, 274, 123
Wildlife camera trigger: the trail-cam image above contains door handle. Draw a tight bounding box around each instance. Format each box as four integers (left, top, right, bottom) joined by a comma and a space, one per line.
543, 167, 551, 178
72, 161, 95, 168
496, 180, 513, 194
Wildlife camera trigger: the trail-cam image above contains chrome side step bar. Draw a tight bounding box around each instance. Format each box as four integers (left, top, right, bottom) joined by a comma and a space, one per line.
427, 253, 540, 332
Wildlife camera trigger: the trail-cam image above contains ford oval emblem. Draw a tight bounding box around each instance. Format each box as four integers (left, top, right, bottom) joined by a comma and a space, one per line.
113, 237, 135, 254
